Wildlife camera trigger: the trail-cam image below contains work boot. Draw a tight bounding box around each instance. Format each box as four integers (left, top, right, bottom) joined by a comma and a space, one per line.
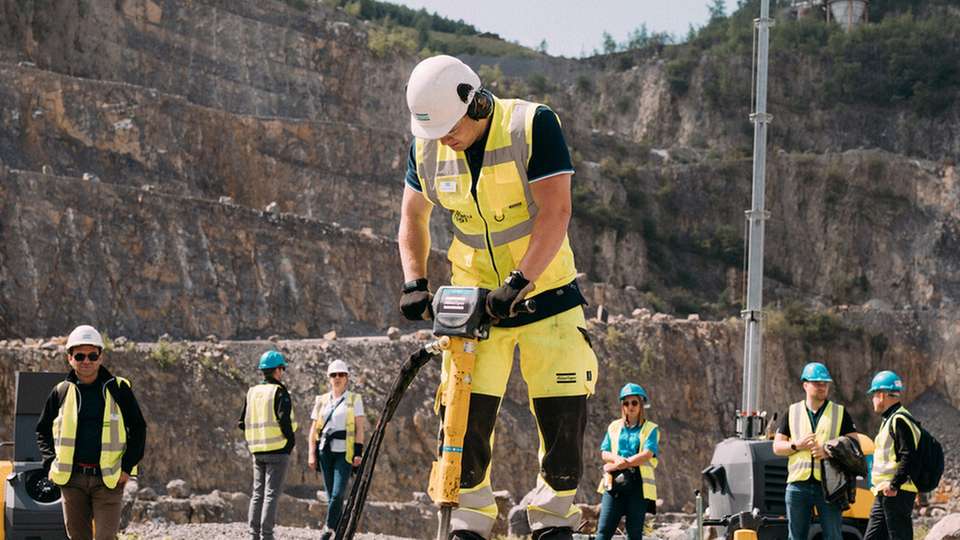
532, 527, 574, 540
448, 531, 486, 540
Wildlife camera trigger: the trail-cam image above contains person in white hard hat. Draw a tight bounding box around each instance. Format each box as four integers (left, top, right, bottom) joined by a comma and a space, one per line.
36, 325, 147, 540
308, 359, 366, 539
398, 55, 597, 540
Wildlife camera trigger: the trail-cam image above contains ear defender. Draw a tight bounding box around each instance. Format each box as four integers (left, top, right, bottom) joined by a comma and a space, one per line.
457, 83, 492, 121
467, 88, 493, 120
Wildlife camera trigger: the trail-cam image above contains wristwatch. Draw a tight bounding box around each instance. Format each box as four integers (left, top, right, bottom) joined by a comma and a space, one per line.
402, 278, 428, 293
790, 442, 797, 452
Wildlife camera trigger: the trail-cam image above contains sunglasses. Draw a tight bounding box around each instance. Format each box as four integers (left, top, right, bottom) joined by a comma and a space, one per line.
622, 400, 641, 407
72, 352, 100, 363
329, 372, 347, 379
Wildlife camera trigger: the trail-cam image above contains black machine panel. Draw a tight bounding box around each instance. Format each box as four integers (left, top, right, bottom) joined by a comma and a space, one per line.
13, 372, 66, 462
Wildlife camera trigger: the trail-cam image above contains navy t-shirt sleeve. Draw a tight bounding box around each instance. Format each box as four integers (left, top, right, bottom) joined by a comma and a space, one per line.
527, 106, 574, 182
404, 139, 422, 192
776, 411, 791, 438
839, 409, 857, 436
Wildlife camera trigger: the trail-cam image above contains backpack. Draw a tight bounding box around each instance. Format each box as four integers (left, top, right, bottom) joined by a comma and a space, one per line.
896, 412, 944, 492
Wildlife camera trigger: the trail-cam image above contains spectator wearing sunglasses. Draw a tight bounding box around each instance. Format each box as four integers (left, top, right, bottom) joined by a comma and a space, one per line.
308, 360, 366, 539
595, 383, 659, 539
36, 325, 147, 540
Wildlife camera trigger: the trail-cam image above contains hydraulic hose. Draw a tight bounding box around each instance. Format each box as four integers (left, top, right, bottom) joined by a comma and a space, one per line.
335, 346, 440, 539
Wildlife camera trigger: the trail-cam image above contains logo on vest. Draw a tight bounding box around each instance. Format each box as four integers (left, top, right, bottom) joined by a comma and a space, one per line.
453, 211, 471, 223
439, 181, 458, 193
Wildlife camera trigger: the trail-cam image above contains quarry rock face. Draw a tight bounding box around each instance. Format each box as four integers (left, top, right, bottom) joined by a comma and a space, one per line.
0, 168, 448, 339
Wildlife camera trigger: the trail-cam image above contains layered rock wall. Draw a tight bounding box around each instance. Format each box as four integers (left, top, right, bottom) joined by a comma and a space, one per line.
0, 168, 447, 339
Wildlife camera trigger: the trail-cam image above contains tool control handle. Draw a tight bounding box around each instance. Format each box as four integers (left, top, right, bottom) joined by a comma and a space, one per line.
515, 298, 537, 314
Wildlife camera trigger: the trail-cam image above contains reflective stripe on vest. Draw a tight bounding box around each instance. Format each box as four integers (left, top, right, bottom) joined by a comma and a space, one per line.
319, 392, 357, 463
50, 377, 135, 489
787, 401, 843, 483
596, 419, 659, 499
245, 383, 298, 453
872, 406, 920, 494
415, 97, 577, 291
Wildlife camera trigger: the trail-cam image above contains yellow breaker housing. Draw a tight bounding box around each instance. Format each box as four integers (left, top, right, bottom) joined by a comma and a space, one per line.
414, 96, 577, 291
49, 378, 138, 489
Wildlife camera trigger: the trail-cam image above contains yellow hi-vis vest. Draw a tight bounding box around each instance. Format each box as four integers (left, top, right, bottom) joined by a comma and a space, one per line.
872, 406, 920, 494
787, 401, 844, 483
245, 383, 299, 453
597, 419, 659, 500
50, 378, 137, 489
318, 392, 358, 463
414, 96, 578, 291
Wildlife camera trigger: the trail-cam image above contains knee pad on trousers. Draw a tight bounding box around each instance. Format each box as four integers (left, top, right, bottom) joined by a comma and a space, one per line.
438, 393, 501, 488
532, 395, 587, 491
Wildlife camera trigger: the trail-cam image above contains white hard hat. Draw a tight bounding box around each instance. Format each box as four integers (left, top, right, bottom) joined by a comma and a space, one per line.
66, 325, 104, 350
406, 55, 481, 140
327, 359, 350, 376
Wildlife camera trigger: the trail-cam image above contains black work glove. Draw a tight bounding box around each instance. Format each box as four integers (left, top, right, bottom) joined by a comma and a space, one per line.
486, 270, 533, 320
399, 278, 433, 320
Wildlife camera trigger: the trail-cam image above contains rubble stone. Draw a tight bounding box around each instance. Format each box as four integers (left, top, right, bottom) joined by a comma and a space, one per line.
166, 479, 191, 498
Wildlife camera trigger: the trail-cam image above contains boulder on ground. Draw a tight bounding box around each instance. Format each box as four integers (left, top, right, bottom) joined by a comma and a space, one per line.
166, 479, 191, 498
928, 513, 960, 540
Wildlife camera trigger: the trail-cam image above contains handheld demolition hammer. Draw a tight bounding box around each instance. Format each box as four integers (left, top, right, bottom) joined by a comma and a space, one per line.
335, 286, 534, 540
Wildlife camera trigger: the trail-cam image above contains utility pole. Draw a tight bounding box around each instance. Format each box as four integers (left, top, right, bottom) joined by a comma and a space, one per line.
738, 0, 773, 440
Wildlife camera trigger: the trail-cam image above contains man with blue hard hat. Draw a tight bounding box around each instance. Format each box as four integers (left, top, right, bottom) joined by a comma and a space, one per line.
864, 370, 918, 540
238, 350, 299, 540
773, 362, 859, 540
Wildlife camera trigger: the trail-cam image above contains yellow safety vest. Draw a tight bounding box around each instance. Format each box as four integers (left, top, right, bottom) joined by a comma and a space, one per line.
787, 401, 844, 483
50, 377, 137, 489
318, 392, 358, 463
245, 383, 299, 453
414, 96, 578, 291
872, 406, 920, 494
597, 419, 659, 500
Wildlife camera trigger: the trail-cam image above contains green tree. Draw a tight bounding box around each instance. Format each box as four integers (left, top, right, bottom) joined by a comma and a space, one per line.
708, 0, 727, 21
537, 38, 549, 54
602, 31, 618, 54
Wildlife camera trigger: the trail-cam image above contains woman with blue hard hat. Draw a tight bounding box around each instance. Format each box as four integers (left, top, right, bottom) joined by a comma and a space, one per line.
595, 383, 660, 539
308, 359, 367, 540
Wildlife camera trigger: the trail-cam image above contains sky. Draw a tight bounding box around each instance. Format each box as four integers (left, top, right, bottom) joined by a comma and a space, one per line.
388, 0, 737, 58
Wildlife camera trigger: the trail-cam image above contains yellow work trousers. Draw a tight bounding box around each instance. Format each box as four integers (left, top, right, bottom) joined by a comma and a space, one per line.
438, 306, 598, 536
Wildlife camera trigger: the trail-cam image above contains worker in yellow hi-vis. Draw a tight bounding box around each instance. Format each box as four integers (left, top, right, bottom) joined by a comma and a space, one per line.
239, 351, 298, 540
36, 325, 147, 540
397, 55, 598, 540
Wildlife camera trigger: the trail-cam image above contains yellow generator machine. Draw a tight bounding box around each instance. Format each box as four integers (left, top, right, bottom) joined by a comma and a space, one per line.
2, 372, 68, 540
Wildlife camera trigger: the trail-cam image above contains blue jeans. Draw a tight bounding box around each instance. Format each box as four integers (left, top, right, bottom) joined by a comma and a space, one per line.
785, 481, 843, 540
318, 449, 353, 530
596, 487, 647, 539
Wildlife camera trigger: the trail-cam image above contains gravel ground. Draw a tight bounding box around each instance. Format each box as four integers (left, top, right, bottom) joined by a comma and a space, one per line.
119, 521, 418, 540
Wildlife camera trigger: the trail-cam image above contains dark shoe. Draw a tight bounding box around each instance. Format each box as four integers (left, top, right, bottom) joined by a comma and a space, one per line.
532, 527, 574, 540
320, 530, 333, 540
449, 531, 486, 540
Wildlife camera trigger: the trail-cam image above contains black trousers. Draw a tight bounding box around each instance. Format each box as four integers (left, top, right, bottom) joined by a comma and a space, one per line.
864, 490, 916, 540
